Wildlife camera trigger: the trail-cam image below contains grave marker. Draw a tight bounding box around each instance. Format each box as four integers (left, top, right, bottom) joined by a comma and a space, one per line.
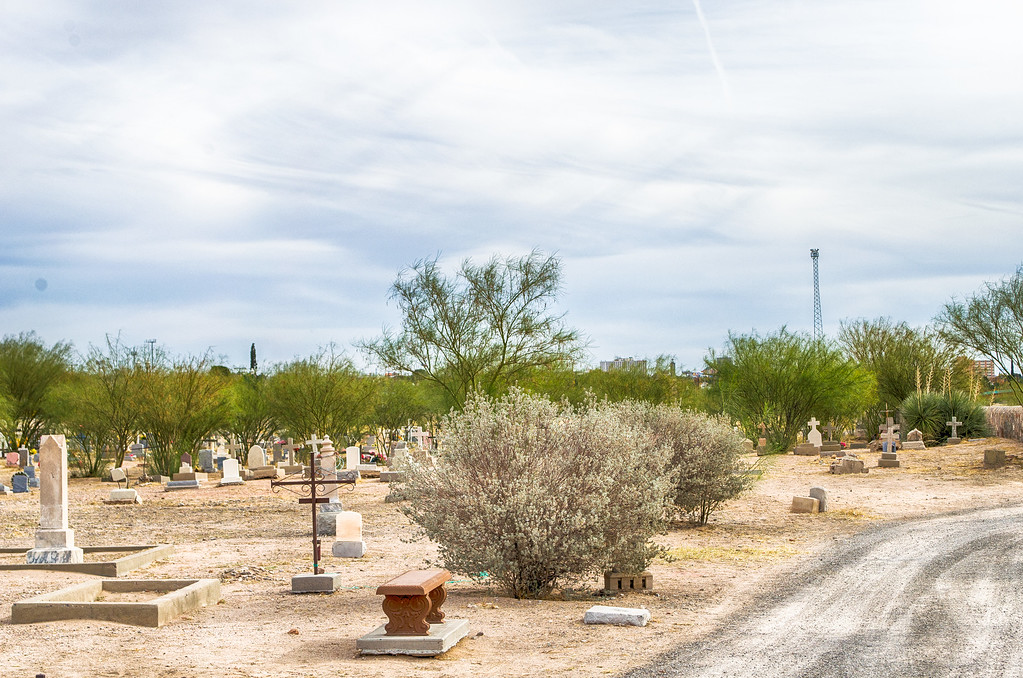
271, 435, 357, 588
26, 435, 83, 564
806, 417, 823, 448
946, 416, 963, 444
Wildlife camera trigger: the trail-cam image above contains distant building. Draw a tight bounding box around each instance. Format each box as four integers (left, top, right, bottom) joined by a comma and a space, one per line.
973, 359, 997, 380
599, 357, 647, 372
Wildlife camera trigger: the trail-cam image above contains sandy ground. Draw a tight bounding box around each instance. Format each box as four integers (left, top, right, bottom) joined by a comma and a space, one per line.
1, 438, 1022, 678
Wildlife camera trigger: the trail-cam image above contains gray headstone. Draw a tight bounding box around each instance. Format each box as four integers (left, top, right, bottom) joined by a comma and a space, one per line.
809, 487, 828, 512
198, 449, 215, 473
12, 475, 28, 493
24, 465, 36, 479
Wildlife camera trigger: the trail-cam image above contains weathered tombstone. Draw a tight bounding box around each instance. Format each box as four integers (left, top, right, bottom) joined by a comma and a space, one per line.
18, 446, 29, 469
790, 496, 819, 513
809, 487, 828, 512
180, 452, 192, 469
946, 416, 963, 444
331, 511, 366, 557
903, 428, 926, 450
198, 449, 215, 474
106, 468, 142, 504
6, 450, 19, 467
247, 445, 267, 468
984, 449, 1007, 468
26, 435, 83, 564
12, 474, 28, 493
218, 458, 245, 486
272, 442, 283, 466
793, 442, 818, 456
25, 464, 39, 488
280, 438, 302, 465
806, 417, 823, 448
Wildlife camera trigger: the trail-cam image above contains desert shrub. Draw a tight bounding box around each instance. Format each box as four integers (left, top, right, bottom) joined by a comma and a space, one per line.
899, 392, 944, 441
938, 391, 989, 440
625, 403, 751, 525
399, 390, 672, 599
984, 406, 1023, 441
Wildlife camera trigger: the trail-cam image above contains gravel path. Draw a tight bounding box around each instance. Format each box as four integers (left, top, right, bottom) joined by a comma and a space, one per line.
624, 505, 1023, 678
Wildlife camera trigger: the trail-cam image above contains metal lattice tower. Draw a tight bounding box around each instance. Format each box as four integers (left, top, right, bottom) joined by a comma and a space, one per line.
810, 249, 822, 340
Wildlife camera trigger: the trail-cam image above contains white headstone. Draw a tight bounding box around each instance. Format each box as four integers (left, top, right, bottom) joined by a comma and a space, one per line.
247, 445, 266, 468
345, 446, 360, 471
219, 458, 245, 485
807, 417, 823, 448
332, 510, 366, 558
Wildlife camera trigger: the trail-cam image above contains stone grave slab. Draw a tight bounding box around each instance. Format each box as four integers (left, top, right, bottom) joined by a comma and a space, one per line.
791, 496, 819, 513
291, 572, 343, 594
104, 489, 142, 505
164, 480, 201, 491
0, 545, 174, 576
12, 578, 219, 627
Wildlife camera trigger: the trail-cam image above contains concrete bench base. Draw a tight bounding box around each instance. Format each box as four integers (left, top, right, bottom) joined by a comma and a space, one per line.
357, 619, 470, 656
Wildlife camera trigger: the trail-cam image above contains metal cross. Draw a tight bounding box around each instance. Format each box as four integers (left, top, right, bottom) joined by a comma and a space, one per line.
271, 442, 357, 575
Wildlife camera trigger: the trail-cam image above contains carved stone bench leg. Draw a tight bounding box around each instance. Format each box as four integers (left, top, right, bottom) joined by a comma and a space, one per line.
381, 594, 432, 635
426, 584, 446, 624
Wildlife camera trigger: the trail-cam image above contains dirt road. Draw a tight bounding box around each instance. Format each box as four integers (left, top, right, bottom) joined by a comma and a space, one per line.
625, 505, 1023, 678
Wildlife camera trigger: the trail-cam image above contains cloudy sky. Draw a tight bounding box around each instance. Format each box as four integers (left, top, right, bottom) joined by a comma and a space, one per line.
3, 0, 1021, 372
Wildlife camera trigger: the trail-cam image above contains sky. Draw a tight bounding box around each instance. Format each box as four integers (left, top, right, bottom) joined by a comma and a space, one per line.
2, 0, 1022, 372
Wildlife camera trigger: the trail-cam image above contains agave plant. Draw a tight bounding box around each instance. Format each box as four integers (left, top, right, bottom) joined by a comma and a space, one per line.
899, 392, 944, 441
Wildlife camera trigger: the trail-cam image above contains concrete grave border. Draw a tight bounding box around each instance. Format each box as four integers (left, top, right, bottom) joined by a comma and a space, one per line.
12, 578, 220, 627
0, 544, 173, 576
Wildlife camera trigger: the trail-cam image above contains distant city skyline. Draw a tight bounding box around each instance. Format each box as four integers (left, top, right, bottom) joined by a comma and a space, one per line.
3, 1, 1021, 371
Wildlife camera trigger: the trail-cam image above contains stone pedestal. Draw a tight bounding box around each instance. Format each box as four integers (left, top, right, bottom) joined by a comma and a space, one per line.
793, 443, 818, 456
878, 452, 901, 468
27, 529, 83, 564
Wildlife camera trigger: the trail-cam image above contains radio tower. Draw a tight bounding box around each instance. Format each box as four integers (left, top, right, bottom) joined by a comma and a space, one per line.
810, 249, 823, 340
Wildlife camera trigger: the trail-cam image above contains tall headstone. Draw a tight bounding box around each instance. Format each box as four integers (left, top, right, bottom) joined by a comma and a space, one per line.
26, 435, 83, 564
198, 449, 215, 474
18, 446, 29, 469
345, 446, 360, 471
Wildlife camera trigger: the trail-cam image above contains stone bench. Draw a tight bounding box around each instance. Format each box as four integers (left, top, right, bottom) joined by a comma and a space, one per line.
376, 568, 450, 636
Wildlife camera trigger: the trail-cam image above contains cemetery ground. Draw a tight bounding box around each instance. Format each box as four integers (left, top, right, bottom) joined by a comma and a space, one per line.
3, 440, 1023, 678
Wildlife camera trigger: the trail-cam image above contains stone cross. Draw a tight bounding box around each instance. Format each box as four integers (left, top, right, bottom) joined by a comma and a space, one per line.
306, 434, 330, 456
26, 435, 83, 564
806, 417, 823, 448
823, 423, 838, 441
280, 438, 302, 464
225, 440, 243, 458
947, 416, 962, 438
